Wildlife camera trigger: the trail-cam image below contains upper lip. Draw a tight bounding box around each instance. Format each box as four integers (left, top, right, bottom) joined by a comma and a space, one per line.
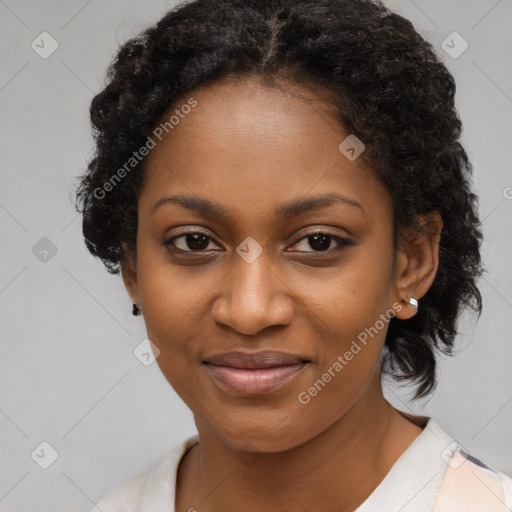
203, 350, 309, 369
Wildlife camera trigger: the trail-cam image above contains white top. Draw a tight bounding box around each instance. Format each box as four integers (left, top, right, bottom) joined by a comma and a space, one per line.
91, 419, 512, 512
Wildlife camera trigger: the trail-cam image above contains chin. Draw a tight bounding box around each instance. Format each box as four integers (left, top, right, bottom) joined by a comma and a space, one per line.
200, 405, 317, 453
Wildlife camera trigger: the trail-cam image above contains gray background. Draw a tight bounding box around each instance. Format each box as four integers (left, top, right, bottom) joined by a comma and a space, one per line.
1, 0, 511, 510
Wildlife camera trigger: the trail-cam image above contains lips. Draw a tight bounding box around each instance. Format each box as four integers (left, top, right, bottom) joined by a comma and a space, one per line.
203, 350, 310, 395
204, 350, 308, 369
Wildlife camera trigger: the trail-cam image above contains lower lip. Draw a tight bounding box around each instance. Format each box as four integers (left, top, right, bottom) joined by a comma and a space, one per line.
205, 363, 308, 395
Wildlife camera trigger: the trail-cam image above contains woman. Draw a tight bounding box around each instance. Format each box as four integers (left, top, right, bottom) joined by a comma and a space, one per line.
75, 0, 512, 510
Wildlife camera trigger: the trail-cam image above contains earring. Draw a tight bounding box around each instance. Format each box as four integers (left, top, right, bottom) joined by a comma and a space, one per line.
408, 297, 418, 312
132, 303, 141, 316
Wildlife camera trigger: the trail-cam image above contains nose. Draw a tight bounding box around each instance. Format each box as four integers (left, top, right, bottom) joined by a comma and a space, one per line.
210, 253, 294, 336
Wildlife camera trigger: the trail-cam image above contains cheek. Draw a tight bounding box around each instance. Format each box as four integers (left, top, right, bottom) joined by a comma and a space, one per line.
292, 241, 394, 393
134, 243, 211, 372
292, 283, 390, 440
294, 242, 394, 339
136, 235, 214, 329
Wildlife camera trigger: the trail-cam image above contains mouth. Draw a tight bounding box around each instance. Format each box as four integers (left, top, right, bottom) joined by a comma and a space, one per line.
202, 350, 310, 396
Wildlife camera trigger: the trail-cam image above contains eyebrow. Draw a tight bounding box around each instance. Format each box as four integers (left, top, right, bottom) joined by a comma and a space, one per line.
150, 192, 364, 220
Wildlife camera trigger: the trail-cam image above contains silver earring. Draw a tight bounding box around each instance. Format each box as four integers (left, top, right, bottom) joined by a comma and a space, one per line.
408, 297, 418, 311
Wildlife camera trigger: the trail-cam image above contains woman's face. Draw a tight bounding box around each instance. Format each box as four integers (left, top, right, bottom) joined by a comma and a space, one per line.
123, 78, 413, 451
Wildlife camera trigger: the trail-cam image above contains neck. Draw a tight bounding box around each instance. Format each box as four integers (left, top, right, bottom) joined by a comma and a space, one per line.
176, 385, 423, 512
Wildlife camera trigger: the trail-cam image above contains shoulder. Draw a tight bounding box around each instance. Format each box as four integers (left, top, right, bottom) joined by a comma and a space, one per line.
387, 417, 512, 512
90, 472, 149, 512
90, 434, 199, 512
433, 435, 512, 511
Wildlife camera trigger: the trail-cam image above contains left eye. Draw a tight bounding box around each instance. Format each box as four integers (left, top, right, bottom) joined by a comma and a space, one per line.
288, 232, 352, 253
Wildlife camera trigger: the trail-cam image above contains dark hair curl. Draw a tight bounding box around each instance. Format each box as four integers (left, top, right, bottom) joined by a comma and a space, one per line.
75, 0, 484, 399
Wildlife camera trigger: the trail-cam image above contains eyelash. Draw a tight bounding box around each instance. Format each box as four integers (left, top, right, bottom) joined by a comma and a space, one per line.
163, 228, 353, 256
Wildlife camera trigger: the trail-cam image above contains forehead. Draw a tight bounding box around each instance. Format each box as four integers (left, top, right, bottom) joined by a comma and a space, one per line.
139, 78, 392, 223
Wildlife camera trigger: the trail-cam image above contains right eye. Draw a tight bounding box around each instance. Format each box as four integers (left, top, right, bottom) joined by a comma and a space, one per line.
164, 231, 221, 253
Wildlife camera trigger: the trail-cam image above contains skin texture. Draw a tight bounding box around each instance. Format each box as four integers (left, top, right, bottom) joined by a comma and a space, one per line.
121, 77, 442, 512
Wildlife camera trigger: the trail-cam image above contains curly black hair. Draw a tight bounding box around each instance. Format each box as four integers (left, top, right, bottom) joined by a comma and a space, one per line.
74, 0, 484, 399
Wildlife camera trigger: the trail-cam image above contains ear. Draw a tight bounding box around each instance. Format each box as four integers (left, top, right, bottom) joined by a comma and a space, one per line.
392, 212, 443, 320
120, 244, 140, 305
